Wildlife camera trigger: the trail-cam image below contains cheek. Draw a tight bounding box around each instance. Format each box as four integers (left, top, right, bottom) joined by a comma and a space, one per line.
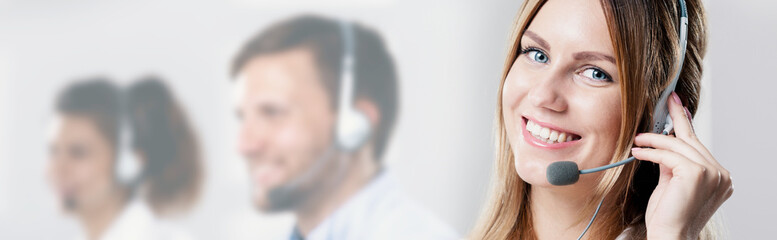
501, 70, 530, 142
575, 90, 623, 166
45, 161, 60, 188
74, 156, 117, 198
589, 92, 621, 139
501, 68, 532, 149
276, 126, 314, 154
274, 122, 327, 171
598, 99, 622, 147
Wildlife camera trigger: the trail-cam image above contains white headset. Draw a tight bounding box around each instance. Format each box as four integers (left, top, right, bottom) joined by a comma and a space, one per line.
335, 21, 372, 152
115, 101, 141, 186
262, 21, 373, 206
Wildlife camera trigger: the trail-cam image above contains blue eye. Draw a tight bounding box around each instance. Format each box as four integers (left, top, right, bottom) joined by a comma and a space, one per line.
526, 50, 549, 63
582, 68, 611, 81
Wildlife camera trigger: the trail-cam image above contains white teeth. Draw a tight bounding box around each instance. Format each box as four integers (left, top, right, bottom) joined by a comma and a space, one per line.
525, 119, 578, 144
539, 127, 550, 139
549, 131, 559, 142
530, 121, 540, 134
558, 132, 567, 143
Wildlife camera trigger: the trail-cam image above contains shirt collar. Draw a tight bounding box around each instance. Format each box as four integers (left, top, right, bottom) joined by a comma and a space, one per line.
294, 170, 393, 240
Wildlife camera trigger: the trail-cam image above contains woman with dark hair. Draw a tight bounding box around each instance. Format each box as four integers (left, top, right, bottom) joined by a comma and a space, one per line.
46, 76, 202, 240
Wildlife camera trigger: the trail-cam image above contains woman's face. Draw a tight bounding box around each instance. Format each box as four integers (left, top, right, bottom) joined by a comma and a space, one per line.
503, 0, 622, 187
47, 115, 120, 214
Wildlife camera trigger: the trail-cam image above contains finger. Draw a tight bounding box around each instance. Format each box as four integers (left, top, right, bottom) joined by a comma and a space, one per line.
668, 92, 695, 141
668, 92, 720, 165
633, 147, 722, 199
713, 180, 734, 210
716, 170, 733, 199
634, 132, 727, 186
724, 182, 734, 200
631, 147, 705, 177
634, 133, 709, 167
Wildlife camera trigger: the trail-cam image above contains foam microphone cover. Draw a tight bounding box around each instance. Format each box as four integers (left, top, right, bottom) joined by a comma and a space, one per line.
547, 161, 580, 186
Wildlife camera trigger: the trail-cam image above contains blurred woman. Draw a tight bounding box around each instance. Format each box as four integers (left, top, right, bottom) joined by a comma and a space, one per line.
46, 77, 203, 240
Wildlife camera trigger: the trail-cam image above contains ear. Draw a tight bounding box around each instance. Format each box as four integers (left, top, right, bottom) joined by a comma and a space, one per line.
355, 99, 380, 128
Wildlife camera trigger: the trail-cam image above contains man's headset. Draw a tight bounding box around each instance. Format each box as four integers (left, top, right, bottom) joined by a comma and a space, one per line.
335, 20, 372, 152
264, 20, 372, 209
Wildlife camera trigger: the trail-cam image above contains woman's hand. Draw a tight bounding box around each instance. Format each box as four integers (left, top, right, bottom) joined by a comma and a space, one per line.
631, 92, 733, 240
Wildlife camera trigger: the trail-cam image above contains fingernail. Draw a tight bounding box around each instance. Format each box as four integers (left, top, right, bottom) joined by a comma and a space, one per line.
672, 92, 682, 105
685, 106, 695, 132
631, 147, 641, 152
684, 106, 692, 120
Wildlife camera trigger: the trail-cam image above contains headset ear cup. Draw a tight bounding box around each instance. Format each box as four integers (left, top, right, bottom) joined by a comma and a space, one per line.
115, 152, 141, 185
334, 21, 371, 152
336, 109, 371, 152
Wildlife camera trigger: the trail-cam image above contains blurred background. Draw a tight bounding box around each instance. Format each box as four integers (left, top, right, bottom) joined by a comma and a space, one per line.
0, 0, 774, 239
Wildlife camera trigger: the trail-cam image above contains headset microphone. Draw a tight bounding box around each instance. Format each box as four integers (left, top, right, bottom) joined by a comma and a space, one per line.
63, 197, 78, 211
547, 114, 674, 186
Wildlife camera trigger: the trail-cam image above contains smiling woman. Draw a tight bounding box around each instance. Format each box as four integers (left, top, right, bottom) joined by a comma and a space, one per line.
471, 0, 730, 239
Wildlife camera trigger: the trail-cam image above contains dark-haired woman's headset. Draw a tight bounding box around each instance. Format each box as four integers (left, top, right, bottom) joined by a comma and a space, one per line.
115, 103, 141, 186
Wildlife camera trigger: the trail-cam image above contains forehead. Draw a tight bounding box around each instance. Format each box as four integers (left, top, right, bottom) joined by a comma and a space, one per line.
233, 48, 326, 103
50, 114, 107, 143
525, 0, 613, 55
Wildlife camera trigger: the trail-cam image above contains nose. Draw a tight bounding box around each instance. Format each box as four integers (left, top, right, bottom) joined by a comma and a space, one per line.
527, 71, 568, 112
238, 122, 268, 160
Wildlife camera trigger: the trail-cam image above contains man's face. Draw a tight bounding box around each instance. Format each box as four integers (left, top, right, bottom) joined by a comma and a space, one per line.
234, 48, 336, 211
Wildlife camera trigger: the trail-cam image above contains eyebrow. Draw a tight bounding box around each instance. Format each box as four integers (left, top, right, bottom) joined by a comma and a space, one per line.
523, 30, 616, 64
522, 30, 550, 51
573, 51, 616, 64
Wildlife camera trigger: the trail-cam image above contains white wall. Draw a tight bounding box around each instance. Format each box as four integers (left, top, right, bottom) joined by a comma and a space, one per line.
0, 47, 7, 217
0, 0, 519, 238
707, 0, 777, 239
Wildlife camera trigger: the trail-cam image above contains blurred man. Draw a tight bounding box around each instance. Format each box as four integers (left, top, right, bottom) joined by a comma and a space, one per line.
231, 15, 457, 240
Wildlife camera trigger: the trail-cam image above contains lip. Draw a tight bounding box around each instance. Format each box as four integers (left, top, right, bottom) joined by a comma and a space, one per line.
521, 116, 581, 149
252, 164, 282, 188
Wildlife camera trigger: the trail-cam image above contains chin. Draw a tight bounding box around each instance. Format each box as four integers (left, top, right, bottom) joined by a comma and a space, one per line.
513, 156, 554, 187
251, 187, 296, 213
251, 193, 276, 212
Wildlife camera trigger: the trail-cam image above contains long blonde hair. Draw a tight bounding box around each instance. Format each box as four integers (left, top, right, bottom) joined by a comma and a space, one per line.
470, 0, 708, 239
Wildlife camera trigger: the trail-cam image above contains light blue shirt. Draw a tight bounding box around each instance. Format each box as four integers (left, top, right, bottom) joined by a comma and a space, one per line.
289, 171, 458, 240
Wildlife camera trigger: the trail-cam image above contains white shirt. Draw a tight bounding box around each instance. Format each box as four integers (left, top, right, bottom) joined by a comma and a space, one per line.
76, 200, 193, 240
290, 171, 459, 240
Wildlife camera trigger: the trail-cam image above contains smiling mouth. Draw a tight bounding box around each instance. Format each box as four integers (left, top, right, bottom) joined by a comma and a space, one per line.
523, 117, 581, 144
